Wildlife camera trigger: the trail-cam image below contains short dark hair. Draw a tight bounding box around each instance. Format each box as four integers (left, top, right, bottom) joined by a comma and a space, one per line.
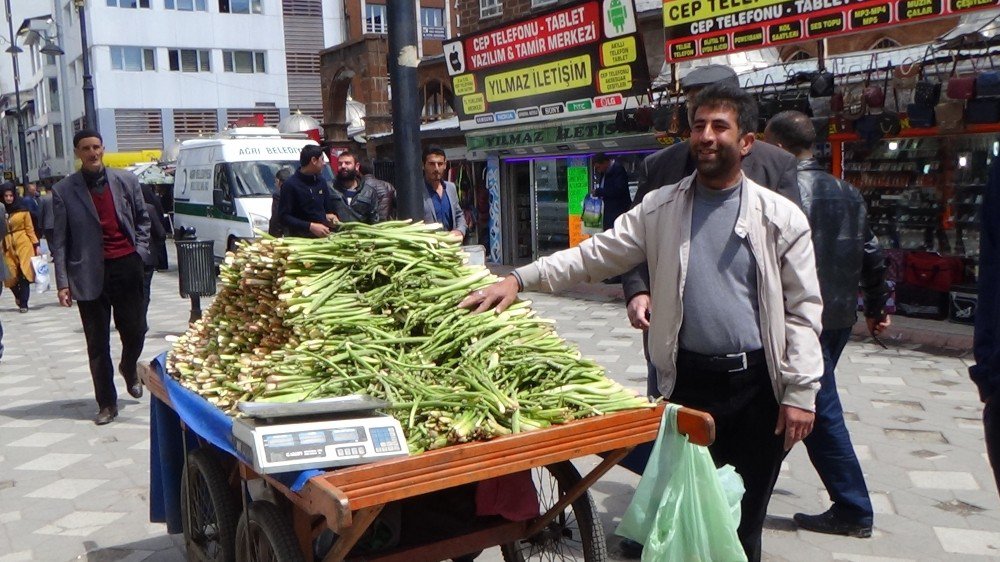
593, 153, 611, 164
299, 144, 325, 167
689, 82, 759, 136
73, 129, 103, 148
422, 146, 446, 164
275, 167, 293, 183
358, 159, 374, 175
765, 110, 815, 155
336, 149, 357, 163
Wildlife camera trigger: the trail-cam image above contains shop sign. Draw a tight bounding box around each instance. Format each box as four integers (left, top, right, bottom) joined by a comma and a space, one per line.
444, 0, 650, 130
466, 118, 620, 151
567, 164, 592, 247
663, 0, 999, 62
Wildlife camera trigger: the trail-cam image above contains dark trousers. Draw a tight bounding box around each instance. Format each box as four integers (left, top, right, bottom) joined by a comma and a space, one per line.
804, 328, 873, 525
143, 266, 155, 313
12, 275, 30, 308
669, 353, 786, 562
78, 253, 148, 410
986, 392, 1000, 497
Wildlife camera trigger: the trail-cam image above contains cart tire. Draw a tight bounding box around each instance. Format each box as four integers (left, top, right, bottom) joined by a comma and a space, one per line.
499, 461, 607, 562
181, 448, 240, 562
235, 501, 305, 562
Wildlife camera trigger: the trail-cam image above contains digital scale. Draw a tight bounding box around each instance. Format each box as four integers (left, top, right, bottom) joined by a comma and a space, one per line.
231, 395, 408, 474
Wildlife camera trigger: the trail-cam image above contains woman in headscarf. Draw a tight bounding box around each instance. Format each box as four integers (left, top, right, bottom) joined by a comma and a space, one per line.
2, 182, 39, 312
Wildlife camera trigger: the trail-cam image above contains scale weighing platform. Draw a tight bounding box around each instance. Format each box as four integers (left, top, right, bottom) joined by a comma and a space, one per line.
231, 395, 408, 474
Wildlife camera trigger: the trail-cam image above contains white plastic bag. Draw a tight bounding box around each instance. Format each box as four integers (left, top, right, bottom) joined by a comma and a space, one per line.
31, 255, 50, 294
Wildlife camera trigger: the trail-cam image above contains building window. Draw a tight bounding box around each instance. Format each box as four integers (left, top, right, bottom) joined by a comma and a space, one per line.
480, 0, 501, 18
106, 0, 150, 7
219, 0, 262, 14
222, 50, 266, 73
48, 78, 59, 112
871, 37, 901, 50
366, 4, 388, 34
785, 49, 812, 62
421, 7, 445, 39
54, 123, 64, 158
531, 0, 556, 7
165, 0, 207, 10
169, 49, 211, 72
110, 46, 156, 71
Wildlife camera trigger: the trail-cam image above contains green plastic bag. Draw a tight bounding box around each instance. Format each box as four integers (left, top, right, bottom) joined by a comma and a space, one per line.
616, 404, 747, 562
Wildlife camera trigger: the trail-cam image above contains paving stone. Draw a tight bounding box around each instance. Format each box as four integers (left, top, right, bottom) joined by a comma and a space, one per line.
909, 471, 980, 490
25, 479, 107, 500
884, 429, 948, 443
933, 527, 1000, 556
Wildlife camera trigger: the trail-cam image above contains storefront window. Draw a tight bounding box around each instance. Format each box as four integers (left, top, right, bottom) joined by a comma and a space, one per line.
533, 158, 570, 256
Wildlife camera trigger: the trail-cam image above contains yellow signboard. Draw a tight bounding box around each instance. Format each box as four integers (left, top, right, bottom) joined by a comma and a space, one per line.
601, 36, 637, 65
483, 54, 592, 103
663, 0, 786, 27
598, 65, 633, 93
453, 74, 476, 96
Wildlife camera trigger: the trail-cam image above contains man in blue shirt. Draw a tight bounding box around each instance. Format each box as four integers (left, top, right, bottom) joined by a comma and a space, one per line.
422, 146, 466, 238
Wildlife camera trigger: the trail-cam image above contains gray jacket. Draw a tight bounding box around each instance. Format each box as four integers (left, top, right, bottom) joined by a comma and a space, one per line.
51, 168, 151, 301
38, 193, 54, 230
423, 180, 467, 235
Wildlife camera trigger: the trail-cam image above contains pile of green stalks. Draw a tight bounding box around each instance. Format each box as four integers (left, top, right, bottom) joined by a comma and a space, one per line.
168, 221, 652, 453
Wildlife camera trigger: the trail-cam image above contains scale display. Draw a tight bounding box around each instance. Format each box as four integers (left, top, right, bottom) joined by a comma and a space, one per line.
232, 414, 408, 473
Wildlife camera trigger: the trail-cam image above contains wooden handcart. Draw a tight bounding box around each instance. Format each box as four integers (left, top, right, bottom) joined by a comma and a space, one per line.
141, 362, 714, 562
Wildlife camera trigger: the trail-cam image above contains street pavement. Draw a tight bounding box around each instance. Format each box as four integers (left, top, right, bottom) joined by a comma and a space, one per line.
1, 251, 998, 561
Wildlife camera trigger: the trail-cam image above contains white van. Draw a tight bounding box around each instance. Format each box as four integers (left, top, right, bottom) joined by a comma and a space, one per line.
172, 127, 333, 258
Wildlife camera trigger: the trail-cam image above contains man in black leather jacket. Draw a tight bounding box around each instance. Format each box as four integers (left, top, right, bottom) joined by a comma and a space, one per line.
765, 110, 890, 539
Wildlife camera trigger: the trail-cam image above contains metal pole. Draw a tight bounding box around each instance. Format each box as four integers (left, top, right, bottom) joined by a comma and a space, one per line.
51, 13, 74, 175
74, 0, 97, 131
387, 0, 423, 220
3, 0, 29, 187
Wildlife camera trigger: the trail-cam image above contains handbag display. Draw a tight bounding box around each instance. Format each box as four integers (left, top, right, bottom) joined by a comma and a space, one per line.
903, 251, 964, 292
892, 58, 921, 90
810, 70, 835, 98
778, 89, 812, 116
914, 51, 942, 107
757, 75, 781, 124
966, 97, 1000, 124
895, 283, 949, 320
842, 65, 866, 121
906, 102, 936, 127
945, 56, 976, 100
935, 99, 965, 132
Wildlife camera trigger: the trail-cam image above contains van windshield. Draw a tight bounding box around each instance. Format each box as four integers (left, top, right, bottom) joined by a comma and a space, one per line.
229, 160, 335, 197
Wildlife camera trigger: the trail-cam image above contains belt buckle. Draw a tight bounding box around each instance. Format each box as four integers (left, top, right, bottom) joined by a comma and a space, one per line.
725, 352, 748, 372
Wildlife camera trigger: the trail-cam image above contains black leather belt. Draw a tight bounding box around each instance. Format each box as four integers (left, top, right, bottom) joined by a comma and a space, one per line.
678, 349, 766, 373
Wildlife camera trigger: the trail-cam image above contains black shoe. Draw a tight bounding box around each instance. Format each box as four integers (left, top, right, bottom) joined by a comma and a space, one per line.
18, 307, 27, 313
94, 406, 119, 425
123, 369, 143, 399
619, 538, 643, 559
794, 510, 872, 538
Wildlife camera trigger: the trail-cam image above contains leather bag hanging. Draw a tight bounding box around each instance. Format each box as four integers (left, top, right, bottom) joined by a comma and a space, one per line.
976, 48, 1000, 97
878, 63, 902, 136
904, 252, 965, 293
906, 102, 936, 127
945, 55, 976, 100
809, 69, 835, 98
757, 75, 781, 123
965, 98, 1000, 124
892, 57, 922, 90
778, 87, 812, 116
842, 65, 866, 121
862, 55, 886, 109
914, 50, 942, 107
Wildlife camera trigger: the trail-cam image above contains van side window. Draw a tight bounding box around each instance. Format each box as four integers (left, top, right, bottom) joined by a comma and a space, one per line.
215, 163, 234, 203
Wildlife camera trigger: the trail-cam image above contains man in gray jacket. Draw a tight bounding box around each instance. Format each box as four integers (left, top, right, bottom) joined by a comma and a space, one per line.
462, 83, 823, 562
52, 129, 151, 425
422, 146, 467, 239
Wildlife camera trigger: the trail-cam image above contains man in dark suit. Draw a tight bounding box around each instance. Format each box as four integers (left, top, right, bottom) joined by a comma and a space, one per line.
593, 153, 630, 231
52, 130, 151, 425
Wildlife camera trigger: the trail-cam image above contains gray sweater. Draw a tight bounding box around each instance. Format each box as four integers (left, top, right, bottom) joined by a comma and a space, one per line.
679, 181, 762, 355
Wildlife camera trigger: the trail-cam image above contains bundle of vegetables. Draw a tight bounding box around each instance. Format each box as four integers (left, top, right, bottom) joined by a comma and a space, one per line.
168, 221, 651, 453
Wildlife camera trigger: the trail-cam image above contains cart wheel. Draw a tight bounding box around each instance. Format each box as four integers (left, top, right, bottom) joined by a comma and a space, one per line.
500, 461, 607, 562
235, 501, 305, 562
181, 448, 240, 562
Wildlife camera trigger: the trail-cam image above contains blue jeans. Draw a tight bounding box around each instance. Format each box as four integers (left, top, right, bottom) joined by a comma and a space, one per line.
804, 328, 873, 525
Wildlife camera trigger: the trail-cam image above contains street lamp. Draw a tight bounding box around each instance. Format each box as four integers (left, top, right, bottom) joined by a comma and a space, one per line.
23, 17, 72, 177
73, 0, 96, 131
3, 0, 29, 188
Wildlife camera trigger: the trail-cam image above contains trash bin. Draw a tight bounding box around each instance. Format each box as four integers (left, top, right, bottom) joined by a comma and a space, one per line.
175, 239, 216, 298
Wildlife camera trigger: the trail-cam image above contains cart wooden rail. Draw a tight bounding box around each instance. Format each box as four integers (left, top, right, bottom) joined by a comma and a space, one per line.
142, 362, 715, 562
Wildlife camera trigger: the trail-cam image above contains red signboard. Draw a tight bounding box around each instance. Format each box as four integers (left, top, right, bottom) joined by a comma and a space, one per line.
663, 0, 1000, 62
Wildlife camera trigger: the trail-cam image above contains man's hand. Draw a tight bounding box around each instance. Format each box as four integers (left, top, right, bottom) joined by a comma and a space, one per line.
309, 222, 331, 237
58, 287, 73, 307
325, 213, 341, 225
867, 315, 891, 335
626, 293, 651, 331
459, 276, 520, 313
775, 404, 814, 451
448, 229, 464, 240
